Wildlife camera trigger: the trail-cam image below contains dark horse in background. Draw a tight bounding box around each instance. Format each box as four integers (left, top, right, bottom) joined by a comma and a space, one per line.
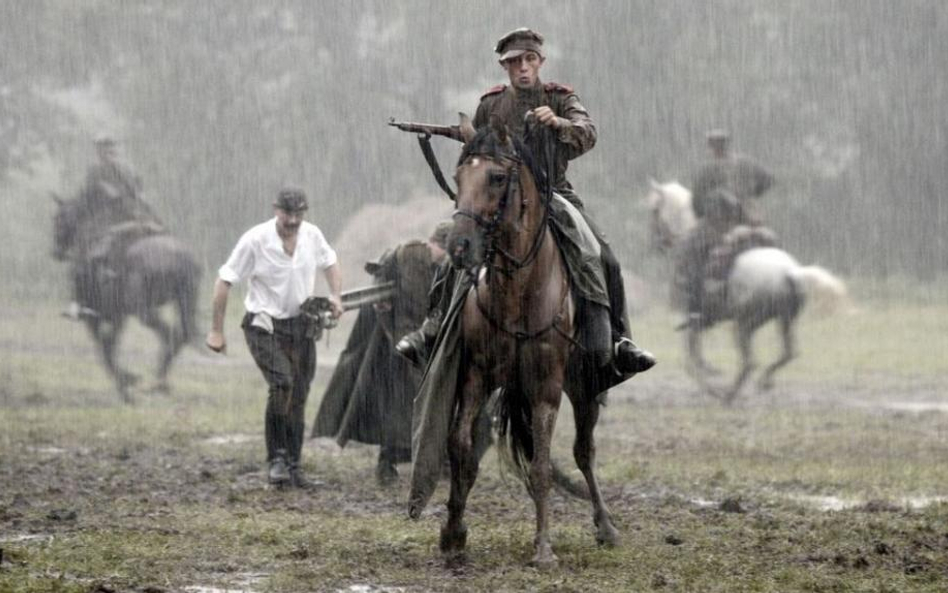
52, 195, 201, 401
441, 116, 619, 568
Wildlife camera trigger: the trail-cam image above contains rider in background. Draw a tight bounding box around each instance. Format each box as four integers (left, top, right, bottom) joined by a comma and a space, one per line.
64, 134, 164, 320
677, 130, 777, 328
691, 129, 773, 225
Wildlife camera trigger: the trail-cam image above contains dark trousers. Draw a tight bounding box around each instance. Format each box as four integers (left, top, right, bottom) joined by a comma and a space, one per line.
243, 314, 316, 465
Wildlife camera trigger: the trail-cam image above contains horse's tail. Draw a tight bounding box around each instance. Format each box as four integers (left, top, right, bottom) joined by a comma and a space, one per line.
494, 381, 536, 493
790, 265, 854, 316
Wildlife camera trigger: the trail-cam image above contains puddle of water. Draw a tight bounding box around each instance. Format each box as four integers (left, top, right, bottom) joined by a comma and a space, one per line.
882, 402, 948, 413
0, 534, 53, 543
185, 573, 268, 593
850, 400, 948, 414
200, 434, 260, 446
27, 446, 70, 455
785, 493, 948, 511
688, 498, 717, 509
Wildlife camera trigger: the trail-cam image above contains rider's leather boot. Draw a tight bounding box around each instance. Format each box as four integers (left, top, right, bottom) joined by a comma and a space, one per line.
614, 337, 657, 374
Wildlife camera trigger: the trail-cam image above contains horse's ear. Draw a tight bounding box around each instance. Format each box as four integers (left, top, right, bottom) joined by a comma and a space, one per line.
488, 114, 509, 144
458, 112, 476, 143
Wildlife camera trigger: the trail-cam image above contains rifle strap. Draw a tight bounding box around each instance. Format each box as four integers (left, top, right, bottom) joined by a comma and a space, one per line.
416, 134, 456, 200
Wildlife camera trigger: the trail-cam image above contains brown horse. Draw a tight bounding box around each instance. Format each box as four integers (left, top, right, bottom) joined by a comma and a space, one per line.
441, 116, 619, 568
52, 195, 201, 401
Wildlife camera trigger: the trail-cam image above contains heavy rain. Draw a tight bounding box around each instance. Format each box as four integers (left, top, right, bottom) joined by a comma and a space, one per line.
1, 1, 947, 591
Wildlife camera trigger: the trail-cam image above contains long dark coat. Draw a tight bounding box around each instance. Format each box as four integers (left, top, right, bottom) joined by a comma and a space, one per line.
312, 242, 436, 461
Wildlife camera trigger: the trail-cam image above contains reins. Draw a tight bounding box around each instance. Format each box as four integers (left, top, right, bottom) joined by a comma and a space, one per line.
456, 123, 575, 345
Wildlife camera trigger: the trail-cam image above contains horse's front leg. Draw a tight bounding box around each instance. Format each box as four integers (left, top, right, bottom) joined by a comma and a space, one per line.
139, 307, 179, 393
528, 366, 564, 569
441, 364, 489, 565
88, 317, 136, 403
725, 321, 758, 405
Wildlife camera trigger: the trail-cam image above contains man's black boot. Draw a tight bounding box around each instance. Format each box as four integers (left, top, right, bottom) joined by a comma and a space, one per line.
614, 338, 657, 374
288, 461, 319, 490
268, 452, 291, 487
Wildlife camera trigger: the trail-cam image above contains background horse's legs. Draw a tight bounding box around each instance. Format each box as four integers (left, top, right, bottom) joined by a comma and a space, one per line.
686, 327, 723, 400
441, 368, 489, 564
88, 317, 137, 402
758, 313, 798, 392
527, 377, 564, 568
725, 319, 758, 405
569, 391, 620, 547
138, 307, 181, 393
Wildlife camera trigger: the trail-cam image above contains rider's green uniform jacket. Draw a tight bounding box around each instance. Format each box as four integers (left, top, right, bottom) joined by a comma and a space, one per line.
472, 81, 608, 307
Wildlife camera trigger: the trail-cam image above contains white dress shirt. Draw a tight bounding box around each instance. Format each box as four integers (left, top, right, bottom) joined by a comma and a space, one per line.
219, 218, 337, 320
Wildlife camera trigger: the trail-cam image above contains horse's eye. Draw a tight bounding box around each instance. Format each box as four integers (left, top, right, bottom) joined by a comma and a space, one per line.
489, 171, 507, 186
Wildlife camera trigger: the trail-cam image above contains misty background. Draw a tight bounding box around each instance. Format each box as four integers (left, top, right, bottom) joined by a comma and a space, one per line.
2, 0, 946, 304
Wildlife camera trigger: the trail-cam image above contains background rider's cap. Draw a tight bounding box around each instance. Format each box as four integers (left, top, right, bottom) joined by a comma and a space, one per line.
429, 221, 454, 249
495, 28, 544, 62
273, 187, 309, 212
94, 133, 116, 146
706, 128, 731, 143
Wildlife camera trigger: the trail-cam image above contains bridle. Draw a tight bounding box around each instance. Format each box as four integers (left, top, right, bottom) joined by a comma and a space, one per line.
452, 128, 554, 276
452, 129, 577, 346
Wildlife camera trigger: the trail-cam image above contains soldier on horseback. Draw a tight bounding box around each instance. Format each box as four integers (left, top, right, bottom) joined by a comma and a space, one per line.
676, 130, 778, 328
397, 28, 655, 376
64, 134, 164, 320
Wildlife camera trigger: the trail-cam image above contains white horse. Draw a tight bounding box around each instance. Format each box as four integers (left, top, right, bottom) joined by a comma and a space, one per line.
644, 180, 850, 402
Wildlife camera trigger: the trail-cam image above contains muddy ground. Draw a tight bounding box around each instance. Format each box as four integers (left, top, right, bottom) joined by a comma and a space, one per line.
1, 301, 947, 592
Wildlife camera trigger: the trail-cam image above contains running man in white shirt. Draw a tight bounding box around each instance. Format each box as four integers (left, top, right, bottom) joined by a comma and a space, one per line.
206, 188, 343, 488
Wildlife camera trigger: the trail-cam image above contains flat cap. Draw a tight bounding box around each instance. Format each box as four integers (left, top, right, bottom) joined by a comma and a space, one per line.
706, 128, 731, 143
273, 187, 309, 212
495, 28, 544, 61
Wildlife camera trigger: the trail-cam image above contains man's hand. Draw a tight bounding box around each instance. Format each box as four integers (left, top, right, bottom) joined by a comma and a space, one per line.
206, 330, 227, 354
532, 106, 562, 130
328, 295, 344, 319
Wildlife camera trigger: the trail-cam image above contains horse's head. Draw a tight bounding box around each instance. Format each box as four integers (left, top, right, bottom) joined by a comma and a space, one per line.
51, 193, 81, 261
644, 179, 695, 255
449, 115, 540, 273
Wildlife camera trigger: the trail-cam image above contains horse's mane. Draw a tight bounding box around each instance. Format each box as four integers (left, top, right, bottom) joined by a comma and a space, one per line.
458, 127, 551, 196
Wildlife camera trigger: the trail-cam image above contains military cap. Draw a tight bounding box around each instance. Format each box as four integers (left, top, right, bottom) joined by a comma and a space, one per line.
94, 133, 116, 146
706, 128, 731, 143
429, 221, 453, 249
495, 28, 544, 62
273, 187, 309, 212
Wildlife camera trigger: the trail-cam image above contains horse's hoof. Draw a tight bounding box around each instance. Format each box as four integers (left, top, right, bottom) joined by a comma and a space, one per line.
443, 550, 468, 569
439, 524, 467, 555
529, 549, 559, 570
118, 372, 141, 388
595, 523, 621, 548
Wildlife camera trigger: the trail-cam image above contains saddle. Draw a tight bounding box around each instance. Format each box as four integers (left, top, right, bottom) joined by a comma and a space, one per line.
699, 225, 780, 324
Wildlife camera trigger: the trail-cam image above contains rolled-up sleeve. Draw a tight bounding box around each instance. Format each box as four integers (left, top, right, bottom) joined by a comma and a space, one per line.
218, 232, 255, 284
312, 228, 338, 271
